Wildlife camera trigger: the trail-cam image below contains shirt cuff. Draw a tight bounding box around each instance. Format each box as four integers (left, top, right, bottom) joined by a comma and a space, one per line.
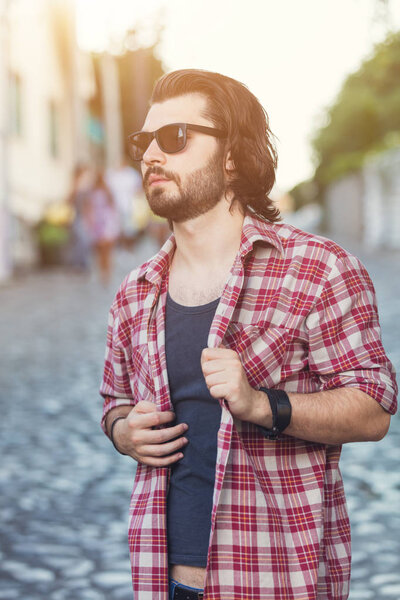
101, 395, 136, 435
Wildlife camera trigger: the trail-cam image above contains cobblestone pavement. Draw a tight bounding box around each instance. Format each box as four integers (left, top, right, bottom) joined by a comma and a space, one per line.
1, 233, 399, 600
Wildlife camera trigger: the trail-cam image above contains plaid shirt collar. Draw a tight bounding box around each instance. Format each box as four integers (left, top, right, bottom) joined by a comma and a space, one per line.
137, 212, 284, 288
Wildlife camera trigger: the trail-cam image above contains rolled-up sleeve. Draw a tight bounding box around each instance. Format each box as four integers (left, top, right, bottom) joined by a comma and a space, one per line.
100, 301, 136, 434
306, 253, 397, 414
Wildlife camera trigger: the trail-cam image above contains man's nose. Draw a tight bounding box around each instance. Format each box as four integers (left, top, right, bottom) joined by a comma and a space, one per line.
142, 137, 166, 166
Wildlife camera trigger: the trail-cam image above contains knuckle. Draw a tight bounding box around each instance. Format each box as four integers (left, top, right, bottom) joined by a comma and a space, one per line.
152, 412, 162, 425
130, 432, 140, 445
126, 416, 136, 429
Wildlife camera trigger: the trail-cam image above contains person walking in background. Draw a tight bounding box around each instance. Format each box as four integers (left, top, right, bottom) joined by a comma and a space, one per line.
66, 164, 93, 271
106, 158, 143, 247
100, 69, 397, 600
86, 169, 120, 286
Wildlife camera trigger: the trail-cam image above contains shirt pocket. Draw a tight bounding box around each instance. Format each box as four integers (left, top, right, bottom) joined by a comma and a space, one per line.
224, 322, 289, 388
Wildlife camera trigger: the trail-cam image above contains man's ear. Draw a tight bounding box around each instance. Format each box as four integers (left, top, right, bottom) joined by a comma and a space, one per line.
225, 150, 235, 173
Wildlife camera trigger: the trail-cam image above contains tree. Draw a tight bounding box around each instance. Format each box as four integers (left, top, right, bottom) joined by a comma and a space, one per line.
312, 31, 400, 187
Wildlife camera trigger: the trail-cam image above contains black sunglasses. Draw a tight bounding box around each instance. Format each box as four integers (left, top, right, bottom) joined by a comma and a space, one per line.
127, 122, 226, 161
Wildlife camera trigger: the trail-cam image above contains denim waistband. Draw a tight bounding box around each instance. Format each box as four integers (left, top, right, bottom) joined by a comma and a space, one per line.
169, 577, 204, 599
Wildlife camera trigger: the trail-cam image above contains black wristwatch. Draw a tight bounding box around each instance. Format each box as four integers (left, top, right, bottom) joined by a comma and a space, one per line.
257, 387, 292, 440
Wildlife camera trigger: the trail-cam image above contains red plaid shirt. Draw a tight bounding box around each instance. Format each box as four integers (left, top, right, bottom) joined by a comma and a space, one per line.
100, 214, 397, 600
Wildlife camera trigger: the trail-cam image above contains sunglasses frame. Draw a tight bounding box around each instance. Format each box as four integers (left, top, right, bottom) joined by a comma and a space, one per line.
127, 122, 226, 161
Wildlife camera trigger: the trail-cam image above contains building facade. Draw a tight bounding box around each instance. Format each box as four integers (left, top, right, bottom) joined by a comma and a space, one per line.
325, 146, 400, 251
0, 0, 97, 277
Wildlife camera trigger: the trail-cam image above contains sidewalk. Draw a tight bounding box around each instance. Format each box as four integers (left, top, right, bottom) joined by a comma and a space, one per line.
0, 231, 399, 600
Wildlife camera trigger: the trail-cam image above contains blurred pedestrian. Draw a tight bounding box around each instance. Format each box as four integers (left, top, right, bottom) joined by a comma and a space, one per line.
106, 158, 143, 247
66, 164, 93, 271
86, 169, 119, 286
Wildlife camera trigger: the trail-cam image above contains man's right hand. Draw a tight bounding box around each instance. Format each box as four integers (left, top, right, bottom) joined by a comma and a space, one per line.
112, 401, 188, 467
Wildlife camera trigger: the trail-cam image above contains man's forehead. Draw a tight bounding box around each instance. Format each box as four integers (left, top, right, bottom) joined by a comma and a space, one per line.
142, 93, 211, 131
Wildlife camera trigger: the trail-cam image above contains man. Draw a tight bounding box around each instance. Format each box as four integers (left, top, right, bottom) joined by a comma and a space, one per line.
100, 69, 397, 600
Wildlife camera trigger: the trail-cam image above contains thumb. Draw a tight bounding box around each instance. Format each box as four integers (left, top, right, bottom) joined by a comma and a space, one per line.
134, 400, 158, 414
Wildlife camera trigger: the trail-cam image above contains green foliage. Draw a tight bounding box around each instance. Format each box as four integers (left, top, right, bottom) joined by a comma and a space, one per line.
312, 31, 400, 186
37, 222, 69, 247
289, 179, 320, 210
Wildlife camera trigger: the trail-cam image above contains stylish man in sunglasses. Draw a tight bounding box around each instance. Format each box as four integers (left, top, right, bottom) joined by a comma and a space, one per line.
100, 69, 397, 600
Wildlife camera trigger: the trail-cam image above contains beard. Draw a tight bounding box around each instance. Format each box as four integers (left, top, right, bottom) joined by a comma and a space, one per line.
143, 149, 226, 223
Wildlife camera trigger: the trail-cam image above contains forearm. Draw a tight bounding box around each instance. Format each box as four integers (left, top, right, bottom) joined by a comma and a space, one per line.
252, 387, 390, 445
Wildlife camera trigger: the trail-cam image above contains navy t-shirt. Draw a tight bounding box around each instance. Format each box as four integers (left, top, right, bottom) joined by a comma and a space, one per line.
165, 292, 221, 567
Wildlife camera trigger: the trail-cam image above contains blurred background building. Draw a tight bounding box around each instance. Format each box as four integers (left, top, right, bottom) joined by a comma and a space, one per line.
0, 0, 163, 281
1, 0, 93, 274
0, 0, 399, 284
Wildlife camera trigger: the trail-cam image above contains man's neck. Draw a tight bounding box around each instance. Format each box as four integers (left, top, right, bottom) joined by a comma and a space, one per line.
171, 199, 245, 275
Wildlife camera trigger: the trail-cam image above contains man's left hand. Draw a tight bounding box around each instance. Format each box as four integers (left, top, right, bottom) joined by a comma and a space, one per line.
201, 347, 271, 425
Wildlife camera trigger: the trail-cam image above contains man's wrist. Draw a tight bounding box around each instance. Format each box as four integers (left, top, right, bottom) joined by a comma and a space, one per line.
110, 416, 128, 455
249, 389, 274, 428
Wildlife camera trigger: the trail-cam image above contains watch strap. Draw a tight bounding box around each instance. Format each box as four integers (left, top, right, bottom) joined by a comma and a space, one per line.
258, 388, 292, 440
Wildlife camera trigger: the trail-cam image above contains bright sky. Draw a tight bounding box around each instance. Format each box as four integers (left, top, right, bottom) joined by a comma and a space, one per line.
75, 0, 400, 192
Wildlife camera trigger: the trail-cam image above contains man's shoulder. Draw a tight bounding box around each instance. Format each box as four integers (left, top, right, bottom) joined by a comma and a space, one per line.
248, 217, 371, 287
269, 221, 364, 268
246, 214, 350, 261
274, 222, 348, 257
268, 222, 373, 290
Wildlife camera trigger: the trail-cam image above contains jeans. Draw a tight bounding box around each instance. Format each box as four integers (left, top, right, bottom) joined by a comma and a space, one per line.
169, 577, 204, 599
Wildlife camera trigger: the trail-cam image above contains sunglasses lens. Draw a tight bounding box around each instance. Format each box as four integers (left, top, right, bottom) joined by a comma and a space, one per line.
128, 124, 187, 161
157, 124, 186, 153
128, 132, 153, 161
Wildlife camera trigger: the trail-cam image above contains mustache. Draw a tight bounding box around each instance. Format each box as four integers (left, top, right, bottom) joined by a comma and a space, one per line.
143, 166, 180, 187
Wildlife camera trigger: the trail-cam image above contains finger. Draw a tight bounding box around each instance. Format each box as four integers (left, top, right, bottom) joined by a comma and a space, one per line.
129, 410, 176, 430
208, 383, 228, 399
204, 372, 228, 388
201, 347, 237, 363
141, 452, 185, 468
140, 436, 188, 458
140, 422, 189, 444
134, 400, 158, 414
201, 358, 233, 375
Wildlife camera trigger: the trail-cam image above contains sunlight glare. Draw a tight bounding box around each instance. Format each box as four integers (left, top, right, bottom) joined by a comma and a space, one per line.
74, 0, 165, 53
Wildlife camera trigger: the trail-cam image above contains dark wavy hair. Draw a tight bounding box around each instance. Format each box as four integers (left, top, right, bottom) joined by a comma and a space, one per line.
150, 69, 280, 222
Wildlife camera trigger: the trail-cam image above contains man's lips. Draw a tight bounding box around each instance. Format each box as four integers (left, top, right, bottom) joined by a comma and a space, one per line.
148, 175, 171, 186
